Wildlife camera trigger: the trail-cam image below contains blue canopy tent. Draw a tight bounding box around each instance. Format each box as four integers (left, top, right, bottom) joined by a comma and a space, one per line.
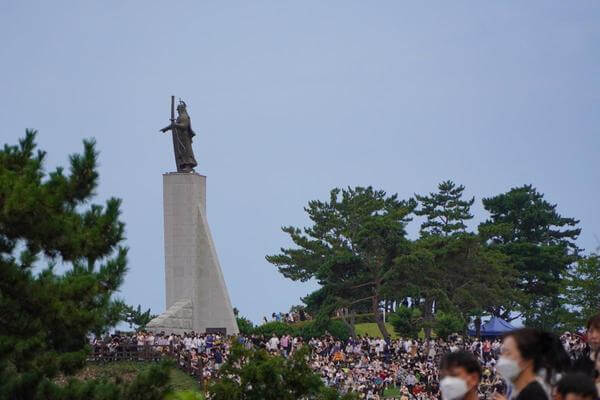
468, 317, 516, 337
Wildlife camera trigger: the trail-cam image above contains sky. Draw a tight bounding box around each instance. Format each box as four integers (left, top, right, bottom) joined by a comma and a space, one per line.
1, 1, 599, 323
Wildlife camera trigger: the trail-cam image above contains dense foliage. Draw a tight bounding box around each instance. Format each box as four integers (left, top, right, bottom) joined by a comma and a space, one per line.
266, 187, 416, 339
0, 131, 171, 399
236, 316, 255, 335
433, 311, 465, 340
388, 306, 422, 338
208, 344, 356, 400
479, 185, 581, 330
250, 320, 351, 341
123, 304, 157, 330
268, 180, 593, 336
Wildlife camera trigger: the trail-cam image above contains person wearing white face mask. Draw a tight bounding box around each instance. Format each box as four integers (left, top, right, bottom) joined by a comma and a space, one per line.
493, 328, 570, 400
439, 350, 482, 400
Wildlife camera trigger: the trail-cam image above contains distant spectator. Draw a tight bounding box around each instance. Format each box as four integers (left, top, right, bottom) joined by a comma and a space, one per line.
555, 373, 598, 400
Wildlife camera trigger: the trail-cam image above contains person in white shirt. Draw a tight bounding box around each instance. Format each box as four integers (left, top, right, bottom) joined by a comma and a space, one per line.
267, 334, 279, 352
376, 338, 386, 356
404, 339, 412, 353
183, 335, 193, 351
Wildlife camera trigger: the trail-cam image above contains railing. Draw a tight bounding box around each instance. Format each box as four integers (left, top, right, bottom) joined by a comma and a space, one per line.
88, 343, 208, 388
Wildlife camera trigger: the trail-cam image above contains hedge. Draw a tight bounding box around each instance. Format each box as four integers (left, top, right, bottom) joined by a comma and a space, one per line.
250, 320, 351, 341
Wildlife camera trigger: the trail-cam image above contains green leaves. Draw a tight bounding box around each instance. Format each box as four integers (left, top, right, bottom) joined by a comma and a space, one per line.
389, 306, 422, 338
268, 179, 588, 337
266, 186, 415, 339
0, 131, 169, 399
433, 311, 465, 339
479, 185, 581, 328
559, 254, 600, 331
415, 180, 474, 237
0, 131, 124, 262
208, 344, 356, 400
122, 303, 157, 331
480, 184, 580, 246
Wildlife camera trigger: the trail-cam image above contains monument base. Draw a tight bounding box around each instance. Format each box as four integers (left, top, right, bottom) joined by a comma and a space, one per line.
147, 173, 238, 335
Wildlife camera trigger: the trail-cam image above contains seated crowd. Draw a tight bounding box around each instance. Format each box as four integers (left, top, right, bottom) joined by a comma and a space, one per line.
89, 315, 600, 400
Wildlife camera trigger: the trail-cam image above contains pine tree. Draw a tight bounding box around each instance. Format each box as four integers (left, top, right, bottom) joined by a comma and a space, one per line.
560, 255, 600, 330
415, 180, 475, 236
266, 186, 415, 339
123, 304, 158, 330
0, 130, 171, 399
478, 184, 581, 328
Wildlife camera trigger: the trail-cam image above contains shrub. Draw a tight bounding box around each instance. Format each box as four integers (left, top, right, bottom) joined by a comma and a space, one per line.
434, 311, 465, 339
389, 306, 422, 338
236, 317, 254, 335
208, 344, 355, 400
296, 320, 351, 341
252, 321, 296, 337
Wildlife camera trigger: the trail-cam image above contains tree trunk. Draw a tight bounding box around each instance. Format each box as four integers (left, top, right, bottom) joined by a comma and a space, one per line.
423, 297, 434, 340
372, 294, 389, 340
475, 316, 482, 338
341, 308, 357, 338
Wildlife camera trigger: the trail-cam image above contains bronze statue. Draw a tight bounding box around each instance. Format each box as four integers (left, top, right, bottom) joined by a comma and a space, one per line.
160, 96, 198, 173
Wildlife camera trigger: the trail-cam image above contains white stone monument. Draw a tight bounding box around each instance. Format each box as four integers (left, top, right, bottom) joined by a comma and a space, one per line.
147, 172, 239, 335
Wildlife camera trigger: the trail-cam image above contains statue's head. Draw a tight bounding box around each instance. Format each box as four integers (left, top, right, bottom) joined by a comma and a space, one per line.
177, 100, 187, 112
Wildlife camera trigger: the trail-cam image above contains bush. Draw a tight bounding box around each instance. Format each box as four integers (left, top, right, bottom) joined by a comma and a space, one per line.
295, 319, 351, 341
434, 311, 465, 339
251, 319, 351, 341
389, 306, 422, 338
253, 321, 296, 337
236, 317, 254, 335
208, 344, 355, 400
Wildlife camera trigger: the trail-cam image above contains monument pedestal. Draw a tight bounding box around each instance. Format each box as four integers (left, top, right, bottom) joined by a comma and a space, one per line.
147, 173, 238, 335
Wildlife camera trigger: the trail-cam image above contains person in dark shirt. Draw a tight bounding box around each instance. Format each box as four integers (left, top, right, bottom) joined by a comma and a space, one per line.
555, 373, 598, 400
213, 347, 223, 368
492, 328, 570, 400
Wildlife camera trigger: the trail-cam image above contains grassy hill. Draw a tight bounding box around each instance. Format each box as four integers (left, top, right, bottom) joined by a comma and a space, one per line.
59, 361, 200, 391
354, 322, 399, 338
355, 322, 429, 339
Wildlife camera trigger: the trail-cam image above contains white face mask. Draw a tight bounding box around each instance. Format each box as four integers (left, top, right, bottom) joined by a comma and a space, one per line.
496, 356, 522, 382
440, 376, 469, 400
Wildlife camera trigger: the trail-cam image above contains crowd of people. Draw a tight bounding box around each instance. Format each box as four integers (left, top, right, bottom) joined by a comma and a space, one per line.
263, 308, 312, 324
90, 314, 600, 400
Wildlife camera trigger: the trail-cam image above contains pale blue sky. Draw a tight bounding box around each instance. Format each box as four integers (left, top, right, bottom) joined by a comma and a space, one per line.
1, 1, 599, 323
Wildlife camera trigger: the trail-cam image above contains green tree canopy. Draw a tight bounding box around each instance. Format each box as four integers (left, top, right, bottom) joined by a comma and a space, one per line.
433, 311, 466, 340
123, 304, 157, 331
415, 180, 474, 237
389, 306, 422, 338
395, 233, 515, 338
395, 181, 514, 338
0, 131, 170, 399
478, 185, 581, 328
208, 343, 356, 400
266, 186, 415, 339
559, 254, 600, 331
